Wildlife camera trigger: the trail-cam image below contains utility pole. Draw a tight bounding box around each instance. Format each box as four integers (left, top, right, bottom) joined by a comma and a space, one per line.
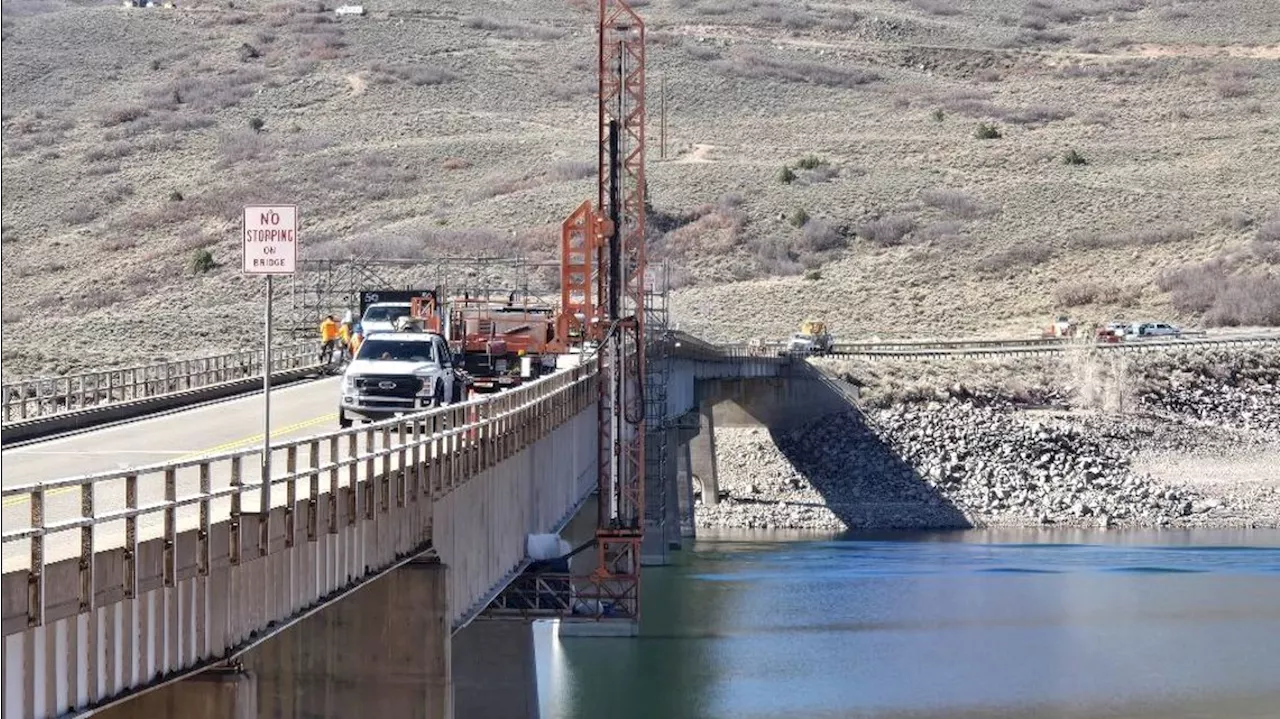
659, 74, 666, 160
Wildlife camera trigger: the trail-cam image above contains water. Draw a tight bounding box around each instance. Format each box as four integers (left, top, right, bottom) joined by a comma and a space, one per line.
534, 529, 1280, 719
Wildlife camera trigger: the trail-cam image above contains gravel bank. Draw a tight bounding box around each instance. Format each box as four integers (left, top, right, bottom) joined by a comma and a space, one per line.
695, 350, 1280, 532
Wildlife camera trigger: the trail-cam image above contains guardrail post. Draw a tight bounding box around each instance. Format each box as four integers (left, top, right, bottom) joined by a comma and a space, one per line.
29, 486, 45, 627
430, 414, 443, 498
409, 417, 421, 503
285, 445, 297, 549
164, 467, 176, 587
396, 422, 407, 508
125, 474, 138, 599
348, 432, 358, 526
80, 483, 95, 612
307, 441, 319, 542
230, 456, 243, 565
328, 435, 339, 534
364, 429, 375, 520
199, 462, 211, 576
380, 426, 391, 513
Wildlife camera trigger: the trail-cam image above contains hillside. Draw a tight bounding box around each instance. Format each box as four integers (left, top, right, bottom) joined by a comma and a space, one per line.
2, 0, 1279, 379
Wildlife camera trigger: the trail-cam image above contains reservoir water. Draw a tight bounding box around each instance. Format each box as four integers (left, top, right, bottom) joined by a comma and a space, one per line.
534, 529, 1280, 719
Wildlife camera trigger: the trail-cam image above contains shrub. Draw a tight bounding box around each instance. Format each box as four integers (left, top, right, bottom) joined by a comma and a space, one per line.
169, 190, 184, 202
790, 207, 810, 228
1063, 148, 1087, 165
796, 155, 825, 170
99, 105, 147, 127
804, 269, 822, 281
191, 249, 216, 273
248, 116, 265, 132
975, 122, 1001, 139
1159, 259, 1280, 326
931, 108, 945, 122
802, 219, 844, 251
974, 243, 1053, 274
779, 166, 797, 184
920, 189, 993, 219
1053, 281, 1103, 307
856, 215, 916, 246
442, 157, 471, 170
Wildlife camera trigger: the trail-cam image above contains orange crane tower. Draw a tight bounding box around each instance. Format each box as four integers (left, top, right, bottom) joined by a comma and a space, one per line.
557, 0, 648, 620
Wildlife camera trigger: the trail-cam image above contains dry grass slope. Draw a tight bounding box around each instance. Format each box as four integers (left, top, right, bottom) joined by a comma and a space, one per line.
2, 0, 1279, 379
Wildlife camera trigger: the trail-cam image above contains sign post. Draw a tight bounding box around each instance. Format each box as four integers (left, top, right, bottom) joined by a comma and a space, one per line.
243, 205, 298, 531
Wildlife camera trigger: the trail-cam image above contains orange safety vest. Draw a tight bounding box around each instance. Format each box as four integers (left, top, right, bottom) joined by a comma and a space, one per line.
320, 319, 339, 342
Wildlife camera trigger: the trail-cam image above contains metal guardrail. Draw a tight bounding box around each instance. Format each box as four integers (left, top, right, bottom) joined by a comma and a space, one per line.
825, 334, 1280, 359
1, 363, 599, 626
0, 342, 319, 424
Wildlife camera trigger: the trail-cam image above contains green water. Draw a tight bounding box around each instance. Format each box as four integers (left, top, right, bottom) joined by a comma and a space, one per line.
535, 528, 1280, 719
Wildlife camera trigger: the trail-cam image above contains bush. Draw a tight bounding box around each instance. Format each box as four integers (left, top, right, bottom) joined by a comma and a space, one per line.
975, 122, 1001, 139
975, 243, 1053, 274
931, 108, 945, 122
920, 189, 993, 219
191, 249, 216, 273
779, 166, 797, 184
796, 155, 825, 170
802, 219, 845, 251
1159, 259, 1280, 326
856, 215, 916, 246
1063, 148, 1087, 165
790, 207, 810, 227
804, 269, 822, 281
169, 190, 184, 202
248, 116, 265, 132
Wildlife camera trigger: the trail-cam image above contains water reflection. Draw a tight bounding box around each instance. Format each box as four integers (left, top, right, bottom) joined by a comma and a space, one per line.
538, 529, 1280, 719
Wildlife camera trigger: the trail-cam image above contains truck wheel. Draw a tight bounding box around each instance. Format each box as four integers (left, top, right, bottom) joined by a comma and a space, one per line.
338, 409, 352, 429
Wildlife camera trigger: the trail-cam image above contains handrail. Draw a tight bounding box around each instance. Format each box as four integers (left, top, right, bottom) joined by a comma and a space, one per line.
2, 362, 601, 630
1, 341, 319, 424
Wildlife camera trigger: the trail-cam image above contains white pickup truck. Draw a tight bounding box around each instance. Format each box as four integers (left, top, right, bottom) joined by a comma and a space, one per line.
338, 331, 456, 428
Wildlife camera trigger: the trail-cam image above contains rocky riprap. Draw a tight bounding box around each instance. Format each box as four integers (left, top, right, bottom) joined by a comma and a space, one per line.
695, 400, 1280, 532
1134, 350, 1280, 436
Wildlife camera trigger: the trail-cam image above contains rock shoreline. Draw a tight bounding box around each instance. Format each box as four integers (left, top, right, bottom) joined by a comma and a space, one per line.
695, 350, 1280, 533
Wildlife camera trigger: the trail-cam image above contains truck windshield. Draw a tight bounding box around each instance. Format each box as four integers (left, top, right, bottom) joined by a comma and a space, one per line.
357, 339, 436, 363
363, 306, 411, 323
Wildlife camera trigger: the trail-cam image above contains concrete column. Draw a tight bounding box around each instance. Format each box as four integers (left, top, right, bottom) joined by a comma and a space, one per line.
93, 666, 257, 719
691, 402, 721, 507
677, 440, 696, 539
641, 428, 679, 566
453, 621, 540, 719
246, 558, 453, 719
663, 428, 682, 551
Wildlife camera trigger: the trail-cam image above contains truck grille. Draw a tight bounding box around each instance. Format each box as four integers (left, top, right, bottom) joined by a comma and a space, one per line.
353, 375, 420, 399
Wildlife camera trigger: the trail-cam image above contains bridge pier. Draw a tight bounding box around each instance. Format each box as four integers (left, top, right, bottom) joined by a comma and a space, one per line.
453, 621, 539, 719
690, 402, 721, 507
642, 428, 683, 566
677, 439, 696, 539
92, 666, 258, 719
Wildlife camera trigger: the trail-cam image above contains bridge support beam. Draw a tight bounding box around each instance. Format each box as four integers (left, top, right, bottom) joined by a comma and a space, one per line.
677, 439, 696, 539
92, 666, 258, 719
642, 428, 682, 566
691, 402, 720, 507
454, 621, 540, 719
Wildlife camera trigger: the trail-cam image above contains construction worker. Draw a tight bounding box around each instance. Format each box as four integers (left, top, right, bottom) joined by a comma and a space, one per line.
320, 314, 340, 363
337, 318, 352, 360
349, 323, 364, 358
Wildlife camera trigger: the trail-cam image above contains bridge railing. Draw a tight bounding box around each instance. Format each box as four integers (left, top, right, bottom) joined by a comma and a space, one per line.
0, 342, 319, 424
1, 362, 598, 627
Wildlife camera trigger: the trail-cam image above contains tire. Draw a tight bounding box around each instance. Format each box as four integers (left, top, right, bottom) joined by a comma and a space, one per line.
338, 409, 352, 429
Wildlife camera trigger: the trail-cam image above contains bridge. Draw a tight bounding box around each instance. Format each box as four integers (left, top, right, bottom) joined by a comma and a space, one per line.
0, 331, 792, 719
5, 327, 1277, 718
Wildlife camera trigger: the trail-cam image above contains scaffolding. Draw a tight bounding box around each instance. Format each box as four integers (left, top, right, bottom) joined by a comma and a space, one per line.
643, 261, 671, 554
280, 256, 550, 338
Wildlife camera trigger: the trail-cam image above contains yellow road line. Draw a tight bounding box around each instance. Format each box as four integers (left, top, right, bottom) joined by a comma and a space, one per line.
3, 413, 337, 507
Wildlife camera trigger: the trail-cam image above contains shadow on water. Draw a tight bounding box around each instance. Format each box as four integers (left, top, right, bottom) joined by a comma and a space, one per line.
728, 362, 972, 532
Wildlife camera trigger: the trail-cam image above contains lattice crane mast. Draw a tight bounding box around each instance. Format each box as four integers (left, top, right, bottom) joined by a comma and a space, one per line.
555, 0, 647, 620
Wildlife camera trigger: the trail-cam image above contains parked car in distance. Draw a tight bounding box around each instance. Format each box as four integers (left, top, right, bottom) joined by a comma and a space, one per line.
1125, 321, 1181, 339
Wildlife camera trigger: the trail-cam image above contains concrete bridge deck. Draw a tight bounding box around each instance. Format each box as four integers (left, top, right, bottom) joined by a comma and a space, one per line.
1, 338, 790, 719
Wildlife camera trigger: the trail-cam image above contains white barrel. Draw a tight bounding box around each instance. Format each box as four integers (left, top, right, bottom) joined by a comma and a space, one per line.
526, 534, 570, 561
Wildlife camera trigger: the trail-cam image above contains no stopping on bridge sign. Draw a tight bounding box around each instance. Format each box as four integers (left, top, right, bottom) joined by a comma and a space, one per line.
243, 205, 298, 274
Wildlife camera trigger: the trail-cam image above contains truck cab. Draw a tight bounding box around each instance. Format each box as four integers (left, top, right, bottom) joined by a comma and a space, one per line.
359, 302, 414, 337
338, 331, 455, 428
